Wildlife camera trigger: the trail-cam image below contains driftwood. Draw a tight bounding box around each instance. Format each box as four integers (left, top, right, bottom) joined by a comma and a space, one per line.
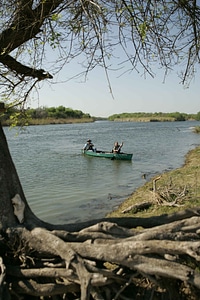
121, 201, 152, 214
152, 176, 188, 207
1, 207, 200, 299
120, 176, 189, 216
152, 176, 161, 192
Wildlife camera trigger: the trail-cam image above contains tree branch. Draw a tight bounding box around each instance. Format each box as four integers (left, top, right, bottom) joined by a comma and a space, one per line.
0, 0, 64, 54
0, 55, 53, 80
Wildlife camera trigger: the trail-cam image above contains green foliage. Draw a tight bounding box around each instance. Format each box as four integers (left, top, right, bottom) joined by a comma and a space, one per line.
43, 106, 86, 119
9, 111, 30, 127
8, 106, 90, 121
167, 112, 186, 121
108, 112, 198, 121
195, 112, 200, 121
51, 13, 61, 22
139, 22, 148, 42
1, 105, 92, 126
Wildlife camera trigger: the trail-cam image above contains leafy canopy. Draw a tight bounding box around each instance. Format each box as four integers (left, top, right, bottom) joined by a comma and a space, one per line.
0, 0, 200, 109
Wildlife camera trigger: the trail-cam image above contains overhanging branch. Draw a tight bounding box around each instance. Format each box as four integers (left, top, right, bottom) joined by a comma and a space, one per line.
0, 55, 53, 80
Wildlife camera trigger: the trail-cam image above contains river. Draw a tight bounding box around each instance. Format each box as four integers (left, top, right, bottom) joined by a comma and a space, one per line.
4, 120, 200, 224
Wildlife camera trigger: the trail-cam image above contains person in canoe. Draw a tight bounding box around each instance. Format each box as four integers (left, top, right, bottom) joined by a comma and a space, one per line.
83, 139, 95, 151
112, 141, 123, 153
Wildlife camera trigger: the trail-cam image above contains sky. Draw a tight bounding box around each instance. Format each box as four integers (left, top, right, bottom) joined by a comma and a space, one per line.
28, 30, 200, 119
28, 3, 200, 119
34, 64, 199, 118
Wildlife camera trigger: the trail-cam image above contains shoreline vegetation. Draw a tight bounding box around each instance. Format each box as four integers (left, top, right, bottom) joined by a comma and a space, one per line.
108, 111, 200, 122
107, 146, 200, 219
2, 117, 96, 126
1, 105, 97, 126
1, 106, 200, 126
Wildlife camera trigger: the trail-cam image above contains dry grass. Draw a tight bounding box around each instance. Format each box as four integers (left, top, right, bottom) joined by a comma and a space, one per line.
113, 117, 175, 122
107, 146, 200, 218
193, 126, 200, 133
28, 118, 94, 125
2, 117, 94, 126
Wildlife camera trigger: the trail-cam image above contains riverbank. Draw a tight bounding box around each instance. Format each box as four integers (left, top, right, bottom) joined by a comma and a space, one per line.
2, 117, 95, 126
107, 146, 200, 218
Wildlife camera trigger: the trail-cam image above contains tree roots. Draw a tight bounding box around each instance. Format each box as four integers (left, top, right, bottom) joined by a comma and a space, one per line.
2, 209, 200, 299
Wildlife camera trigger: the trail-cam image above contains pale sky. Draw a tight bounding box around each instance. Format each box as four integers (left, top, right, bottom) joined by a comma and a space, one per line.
28, 4, 200, 119
34, 67, 199, 118
31, 48, 200, 118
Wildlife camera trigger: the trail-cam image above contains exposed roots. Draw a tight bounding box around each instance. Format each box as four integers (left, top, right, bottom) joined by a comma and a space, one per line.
1, 209, 200, 299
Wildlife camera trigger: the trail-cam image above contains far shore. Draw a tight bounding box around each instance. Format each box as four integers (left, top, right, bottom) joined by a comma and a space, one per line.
1, 117, 96, 127
2, 117, 198, 127
110, 117, 197, 122
107, 146, 200, 219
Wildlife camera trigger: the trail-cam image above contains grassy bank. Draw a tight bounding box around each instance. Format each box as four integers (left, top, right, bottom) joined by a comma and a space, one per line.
2, 117, 95, 126
110, 116, 176, 122
107, 146, 200, 218
27, 117, 95, 125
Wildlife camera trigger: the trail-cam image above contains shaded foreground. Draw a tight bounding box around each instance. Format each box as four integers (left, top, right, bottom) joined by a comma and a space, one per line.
2, 208, 200, 299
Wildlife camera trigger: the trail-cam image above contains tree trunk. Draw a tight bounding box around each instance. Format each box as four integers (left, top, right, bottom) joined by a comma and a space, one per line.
0, 122, 25, 228
0, 122, 50, 229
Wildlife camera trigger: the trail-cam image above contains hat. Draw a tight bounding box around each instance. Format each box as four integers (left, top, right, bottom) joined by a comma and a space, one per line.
87, 139, 91, 142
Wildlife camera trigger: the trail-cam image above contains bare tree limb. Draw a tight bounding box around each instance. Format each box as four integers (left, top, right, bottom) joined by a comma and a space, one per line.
0, 55, 53, 80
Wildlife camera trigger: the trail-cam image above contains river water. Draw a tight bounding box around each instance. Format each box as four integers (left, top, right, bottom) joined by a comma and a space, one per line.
4, 121, 200, 224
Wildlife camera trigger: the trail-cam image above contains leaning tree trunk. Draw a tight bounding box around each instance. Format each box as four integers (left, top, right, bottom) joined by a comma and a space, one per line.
0, 122, 49, 229
1, 121, 200, 300
0, 122, 28, 228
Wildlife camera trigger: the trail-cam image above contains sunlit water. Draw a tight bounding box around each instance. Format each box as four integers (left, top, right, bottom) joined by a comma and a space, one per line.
4, 121, 200, 224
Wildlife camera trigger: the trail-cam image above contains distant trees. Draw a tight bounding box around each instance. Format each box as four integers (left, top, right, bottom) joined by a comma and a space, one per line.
28, 106, 91, 119
3, 109, 200, 124
108, 112, 199, 121
2, 106, 91, 124
2, 107, 200, 124
168, 112, 187, 121
196, 112, 200, 121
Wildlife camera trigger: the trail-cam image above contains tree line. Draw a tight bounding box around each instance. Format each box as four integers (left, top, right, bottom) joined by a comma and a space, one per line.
1, 105, 92, 125
108, 112, 200, 121
2, 108, 200, 125
29, 106, 91, 119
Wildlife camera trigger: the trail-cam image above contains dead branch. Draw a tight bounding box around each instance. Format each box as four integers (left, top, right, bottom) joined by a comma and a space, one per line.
151, 175, 189, 207
11, 279, 79, 297
0, 55, 53, 80
152, 176, 161, 192
121, 201, 153, 214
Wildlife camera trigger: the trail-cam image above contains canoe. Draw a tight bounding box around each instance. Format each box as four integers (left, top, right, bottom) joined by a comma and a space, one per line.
82, 150, 133, 161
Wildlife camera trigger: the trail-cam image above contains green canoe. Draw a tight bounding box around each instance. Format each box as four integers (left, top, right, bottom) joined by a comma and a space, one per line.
82, 150, 133, 161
